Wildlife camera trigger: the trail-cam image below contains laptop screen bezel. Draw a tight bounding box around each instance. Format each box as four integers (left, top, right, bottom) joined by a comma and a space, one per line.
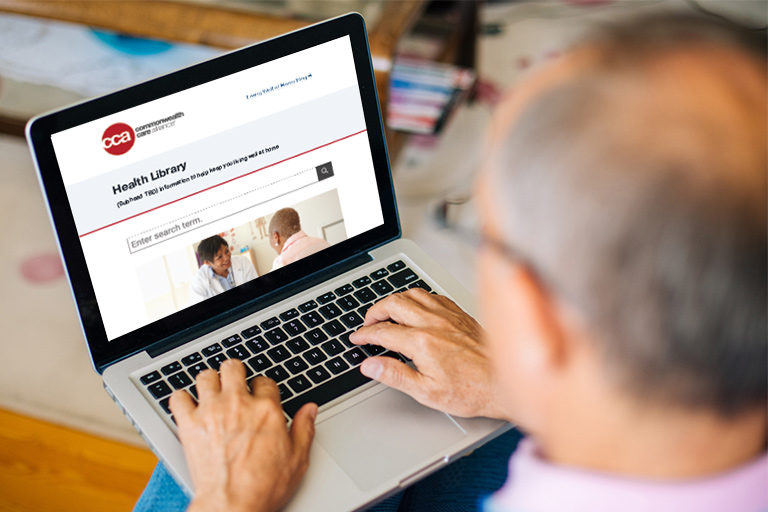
26, 13, 400, 373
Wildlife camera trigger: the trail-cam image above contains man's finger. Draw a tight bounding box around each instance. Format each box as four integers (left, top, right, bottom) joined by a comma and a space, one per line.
362, 292, 432, 328
360, 356, 425, 400
169, 389, 196, 421
290, 402, 318, 467
195, 369, 221, 400
250, 375, 281, 403
219, 359, 247, 394
349, 323, 418, 361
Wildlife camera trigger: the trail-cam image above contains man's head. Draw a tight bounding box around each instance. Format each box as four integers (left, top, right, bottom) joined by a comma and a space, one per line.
269, 208, 302, 254
197, 235, 231, 277
477, 13, 766, 434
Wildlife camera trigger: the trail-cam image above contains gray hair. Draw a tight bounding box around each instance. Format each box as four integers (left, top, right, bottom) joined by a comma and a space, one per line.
269, 207, 302, 238
493, 13, 766, 416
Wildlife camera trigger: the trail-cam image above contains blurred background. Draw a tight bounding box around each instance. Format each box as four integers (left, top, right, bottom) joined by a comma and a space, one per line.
0, 1, 764, 510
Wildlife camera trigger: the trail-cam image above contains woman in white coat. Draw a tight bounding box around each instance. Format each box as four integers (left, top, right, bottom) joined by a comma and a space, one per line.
189, 235, 258, 303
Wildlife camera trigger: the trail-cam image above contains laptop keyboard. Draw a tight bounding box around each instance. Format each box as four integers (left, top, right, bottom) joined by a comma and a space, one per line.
137, 260, 433, 422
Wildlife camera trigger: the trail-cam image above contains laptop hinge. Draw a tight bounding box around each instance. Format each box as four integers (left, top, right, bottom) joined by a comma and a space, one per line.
145, 252, 373, 359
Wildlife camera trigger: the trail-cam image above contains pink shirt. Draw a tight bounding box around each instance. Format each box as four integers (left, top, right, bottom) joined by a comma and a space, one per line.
272, 231, 331, 270
486, 439, 768, 512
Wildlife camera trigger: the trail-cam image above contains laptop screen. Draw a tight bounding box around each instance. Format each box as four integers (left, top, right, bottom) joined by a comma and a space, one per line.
49, 35, 384, 342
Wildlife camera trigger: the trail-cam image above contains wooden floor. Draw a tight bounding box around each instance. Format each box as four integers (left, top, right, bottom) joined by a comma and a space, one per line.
0, 408, 157, 512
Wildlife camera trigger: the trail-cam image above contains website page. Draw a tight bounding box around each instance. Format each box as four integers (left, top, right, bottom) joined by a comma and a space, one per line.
51, 36, 384, 340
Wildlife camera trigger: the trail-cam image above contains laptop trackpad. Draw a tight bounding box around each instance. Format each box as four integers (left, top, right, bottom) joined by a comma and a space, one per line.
316, 388, 467, 490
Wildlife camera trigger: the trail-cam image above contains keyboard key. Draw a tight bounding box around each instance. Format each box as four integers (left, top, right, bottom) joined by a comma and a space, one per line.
340, 312, 364, 329
188, 384, 198, 399
245, 336, 269, 355
357, 303, 373, 318
241, 325, 262, 339
260, 317, 280, 330
244, 365, 254, 379
353, 287, 376, 303
382, 351, 407, 362
287, 375, 312, 394
371, 280, 394, 296
303, 347, 327, 366
280, 308, 299, 321
159, 397, 172, 414
161, 362, 182, 376
221, 334, 242, 348
140, 371, 161, 385
339, 331, 354, 348
343, 348, 366, 366
285, 356, 309, 375
226, 344, 250, 361
322, 319, 345, 337
409, 280, 433, 292
180, 353, 202, 366
352, 276, 372, 288
287, 337, 310, 354
307, 366, 331, 384
388, 268, 419, 288
265, 327, 289, 345
363, 344, 386, 356
325, 356, 350, 374
201, 343, 222, 357
148, 381, 172, 399
334, 284, 354, 296
370, 268, 389, 280
282, 368, 371, 417
301, 311, 323, 328
265, 365, 290, 383
336, 295, 360, 312
188, 362, 208, 378
298, 300, 317, 313
168, 371, 193, 390
283, 319, 306, 337
318, 303, 342, 319
317, 292, 336, 304
321, 339, 345, 356
248, 354, 272, 372
207, 353, 228, 371
304, 328, 328, 345
387, 260, 406, 272
278, 383, 293, 401
267, 346, 291, 363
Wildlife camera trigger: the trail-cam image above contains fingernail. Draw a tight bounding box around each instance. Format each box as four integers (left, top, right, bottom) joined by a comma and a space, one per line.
310, 404, 318, 421
361, 359, 383, 380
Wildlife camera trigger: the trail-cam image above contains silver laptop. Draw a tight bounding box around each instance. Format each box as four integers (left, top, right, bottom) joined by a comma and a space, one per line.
26, 13, 506, 510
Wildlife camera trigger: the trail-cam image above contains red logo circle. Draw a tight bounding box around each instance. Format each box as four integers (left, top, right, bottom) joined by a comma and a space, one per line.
102, 123, 135, 155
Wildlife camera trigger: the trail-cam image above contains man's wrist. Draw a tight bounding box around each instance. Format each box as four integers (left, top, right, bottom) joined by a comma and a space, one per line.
188, 495, 268, 512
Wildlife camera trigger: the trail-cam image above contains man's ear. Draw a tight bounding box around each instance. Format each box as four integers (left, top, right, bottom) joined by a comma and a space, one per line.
509, 265, 571, 370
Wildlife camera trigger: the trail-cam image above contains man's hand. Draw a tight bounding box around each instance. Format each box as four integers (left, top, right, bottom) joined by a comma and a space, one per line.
350, 288, 504, 420
169, 359, 317, 512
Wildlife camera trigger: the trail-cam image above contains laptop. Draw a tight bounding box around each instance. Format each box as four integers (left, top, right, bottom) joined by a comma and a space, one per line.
26, 13, 507, 510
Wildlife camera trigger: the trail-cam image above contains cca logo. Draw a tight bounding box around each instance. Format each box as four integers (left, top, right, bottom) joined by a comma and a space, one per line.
102, 123, 135, 155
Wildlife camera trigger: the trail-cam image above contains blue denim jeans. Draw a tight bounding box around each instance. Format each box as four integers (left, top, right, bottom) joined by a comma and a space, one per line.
133, 428, 522, 512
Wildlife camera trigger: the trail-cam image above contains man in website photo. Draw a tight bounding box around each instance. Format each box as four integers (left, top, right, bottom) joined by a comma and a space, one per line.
189, 235, 258, 302
269, 207, 331, 270
132, 12, 766, 512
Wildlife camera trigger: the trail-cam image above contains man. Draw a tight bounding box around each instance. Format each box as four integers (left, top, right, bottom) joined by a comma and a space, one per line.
268, 207, 331, 270
189, 235, 258, 302
154, 13, 765, 512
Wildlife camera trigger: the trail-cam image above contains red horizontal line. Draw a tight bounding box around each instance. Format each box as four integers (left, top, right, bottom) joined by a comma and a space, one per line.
79, 128, 367, 238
